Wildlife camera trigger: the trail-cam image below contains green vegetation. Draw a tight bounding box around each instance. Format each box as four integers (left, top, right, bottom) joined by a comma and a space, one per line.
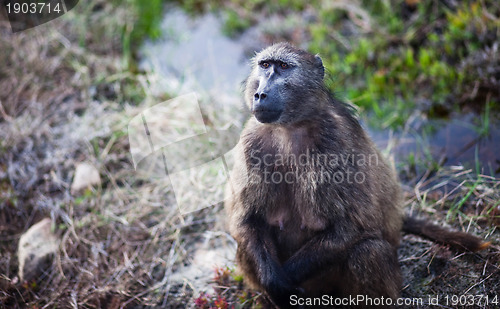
130, 0, 163, 42
311, 0, 499, 128
222, 9, 252, 37
125, 0, 164, 68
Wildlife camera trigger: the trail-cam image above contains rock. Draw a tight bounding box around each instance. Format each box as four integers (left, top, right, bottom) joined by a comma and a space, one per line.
71, 162, 101, 193
17, 218, 59, 281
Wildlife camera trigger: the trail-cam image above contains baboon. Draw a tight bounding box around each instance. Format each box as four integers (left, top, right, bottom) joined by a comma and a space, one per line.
224, 43, 489, 308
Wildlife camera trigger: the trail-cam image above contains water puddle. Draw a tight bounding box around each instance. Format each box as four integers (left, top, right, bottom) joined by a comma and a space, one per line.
370, 114, 500, 177
140, 7, 256, 98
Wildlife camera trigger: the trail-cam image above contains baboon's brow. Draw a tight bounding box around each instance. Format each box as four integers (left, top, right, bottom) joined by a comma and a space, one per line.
255, 52, 301, 67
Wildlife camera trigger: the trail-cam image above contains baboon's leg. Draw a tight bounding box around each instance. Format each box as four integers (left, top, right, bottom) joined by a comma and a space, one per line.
341, 239, 401, 307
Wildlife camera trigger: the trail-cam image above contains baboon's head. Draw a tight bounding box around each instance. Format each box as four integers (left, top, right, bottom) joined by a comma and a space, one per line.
245, 42, 326, 124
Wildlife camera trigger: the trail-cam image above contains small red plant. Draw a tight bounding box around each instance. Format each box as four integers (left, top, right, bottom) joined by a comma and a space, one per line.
194, 292, 209, 308
213, 266, 232, 286
214, 295, 228, 309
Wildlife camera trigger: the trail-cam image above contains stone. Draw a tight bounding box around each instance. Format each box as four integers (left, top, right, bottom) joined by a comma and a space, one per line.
18, 218, 59, 281
71, 162, 101, 193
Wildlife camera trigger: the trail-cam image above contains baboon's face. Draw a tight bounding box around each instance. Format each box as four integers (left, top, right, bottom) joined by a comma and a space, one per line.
245, 43, 325, 124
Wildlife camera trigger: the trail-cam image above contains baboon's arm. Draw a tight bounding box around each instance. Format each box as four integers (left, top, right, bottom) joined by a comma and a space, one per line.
239, 214, 301, 306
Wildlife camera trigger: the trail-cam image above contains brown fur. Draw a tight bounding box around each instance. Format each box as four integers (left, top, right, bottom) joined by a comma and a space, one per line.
402, 217, 491, 252
225, 43, 489, 308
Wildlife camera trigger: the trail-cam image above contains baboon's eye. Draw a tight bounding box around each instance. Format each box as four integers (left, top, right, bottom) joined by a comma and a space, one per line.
261, 62, 270, 69
280, 62, 289, 69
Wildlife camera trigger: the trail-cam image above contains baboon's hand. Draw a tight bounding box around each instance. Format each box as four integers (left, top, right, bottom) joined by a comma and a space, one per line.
261, 259, 302, 307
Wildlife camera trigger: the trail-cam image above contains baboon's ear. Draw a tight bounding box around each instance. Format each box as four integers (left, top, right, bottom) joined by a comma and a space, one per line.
315, 55, 325, 79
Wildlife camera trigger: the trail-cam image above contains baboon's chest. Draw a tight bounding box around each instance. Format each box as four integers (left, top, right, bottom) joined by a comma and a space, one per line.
256, 127, 328, 230
265, 190, 326, 231
262, 163, 328, 257
266, 198, 322, 260
250, 124, 329, 249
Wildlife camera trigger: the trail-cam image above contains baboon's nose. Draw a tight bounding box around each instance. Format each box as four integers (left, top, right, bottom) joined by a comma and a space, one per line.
254, 92, 267, 101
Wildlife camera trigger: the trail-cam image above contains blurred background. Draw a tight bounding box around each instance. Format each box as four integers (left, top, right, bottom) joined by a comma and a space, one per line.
0, 0, 499, 308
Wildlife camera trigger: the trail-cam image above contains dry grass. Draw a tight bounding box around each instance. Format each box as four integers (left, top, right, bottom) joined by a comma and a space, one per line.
0, 2, 247, 307
399, 167, 500, 307
0, 1, 498, 309
0, 1, 237, 308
